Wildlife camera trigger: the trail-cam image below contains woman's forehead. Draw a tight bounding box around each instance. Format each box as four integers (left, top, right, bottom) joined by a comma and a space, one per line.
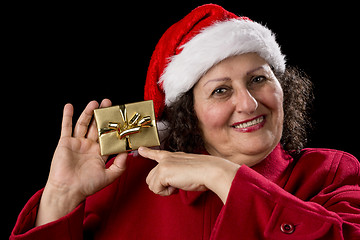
198, 54, 271, 83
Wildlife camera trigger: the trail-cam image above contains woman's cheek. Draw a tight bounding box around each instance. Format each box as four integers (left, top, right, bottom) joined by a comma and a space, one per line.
256, 81, 283, 112
197, 101, 233, 130
257, 82, 284, 133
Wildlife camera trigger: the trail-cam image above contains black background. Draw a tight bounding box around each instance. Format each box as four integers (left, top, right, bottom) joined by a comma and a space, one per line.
4, 1, 359, 237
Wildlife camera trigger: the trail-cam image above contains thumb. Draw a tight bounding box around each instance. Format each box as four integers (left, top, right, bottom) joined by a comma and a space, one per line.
105, 152, 128, 184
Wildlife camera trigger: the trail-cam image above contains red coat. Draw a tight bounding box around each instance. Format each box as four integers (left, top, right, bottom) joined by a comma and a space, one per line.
10, 144, 360, 239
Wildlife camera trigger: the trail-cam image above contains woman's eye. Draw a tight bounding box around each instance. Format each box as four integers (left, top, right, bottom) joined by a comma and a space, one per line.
212, 87, 228, 95
251, 76, 266, 84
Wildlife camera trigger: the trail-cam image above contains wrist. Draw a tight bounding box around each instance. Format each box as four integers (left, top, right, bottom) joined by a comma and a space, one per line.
35, 183, 84, 227
205, 158, 240, 204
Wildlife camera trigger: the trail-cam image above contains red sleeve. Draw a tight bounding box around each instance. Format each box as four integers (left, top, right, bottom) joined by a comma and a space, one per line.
10, 189, 85, 240
211, 152, 360, 240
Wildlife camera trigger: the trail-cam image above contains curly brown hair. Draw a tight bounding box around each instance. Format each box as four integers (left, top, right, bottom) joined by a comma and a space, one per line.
161, 66, 313, 155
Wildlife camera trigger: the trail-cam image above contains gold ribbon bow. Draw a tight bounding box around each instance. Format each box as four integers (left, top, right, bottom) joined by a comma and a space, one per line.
99, 105, 153, 149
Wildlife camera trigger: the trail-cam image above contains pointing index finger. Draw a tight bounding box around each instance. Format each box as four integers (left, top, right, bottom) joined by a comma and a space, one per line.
138, 147, 165, 162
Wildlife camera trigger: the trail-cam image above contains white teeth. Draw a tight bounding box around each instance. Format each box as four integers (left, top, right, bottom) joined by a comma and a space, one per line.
233, 116, 264, 129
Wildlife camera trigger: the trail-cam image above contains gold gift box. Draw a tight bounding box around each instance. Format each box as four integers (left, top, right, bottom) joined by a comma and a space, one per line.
94, 100, 160, 155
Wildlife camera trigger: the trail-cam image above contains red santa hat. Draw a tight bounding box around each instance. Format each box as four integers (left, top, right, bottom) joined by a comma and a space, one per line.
144, 4, 286, 120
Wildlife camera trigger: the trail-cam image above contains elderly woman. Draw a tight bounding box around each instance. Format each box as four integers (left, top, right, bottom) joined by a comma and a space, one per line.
11, 4, 359, 239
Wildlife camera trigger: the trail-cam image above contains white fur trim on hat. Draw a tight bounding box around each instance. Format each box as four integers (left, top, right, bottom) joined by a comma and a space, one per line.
159, 19, 286, 105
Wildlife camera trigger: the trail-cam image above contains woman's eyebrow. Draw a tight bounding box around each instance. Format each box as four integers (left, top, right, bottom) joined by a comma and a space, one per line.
202, 65, 266, 87
246, 66, 265, 75
203, 77, 230, 87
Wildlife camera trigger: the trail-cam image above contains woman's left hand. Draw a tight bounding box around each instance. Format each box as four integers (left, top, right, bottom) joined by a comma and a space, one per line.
138, 147, 240, 204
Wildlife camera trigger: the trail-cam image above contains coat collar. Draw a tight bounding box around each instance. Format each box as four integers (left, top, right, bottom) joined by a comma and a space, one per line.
251, 143, 293, 185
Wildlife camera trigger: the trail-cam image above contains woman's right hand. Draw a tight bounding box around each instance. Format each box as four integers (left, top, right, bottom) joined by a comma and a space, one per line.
35, 99, 128, 226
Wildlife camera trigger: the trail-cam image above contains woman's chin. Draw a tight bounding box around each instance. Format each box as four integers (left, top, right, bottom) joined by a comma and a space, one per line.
226, 138, 279, 165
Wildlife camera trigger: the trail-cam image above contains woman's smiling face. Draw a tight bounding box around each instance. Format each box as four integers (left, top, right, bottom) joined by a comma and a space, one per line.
193, 53, 284, 166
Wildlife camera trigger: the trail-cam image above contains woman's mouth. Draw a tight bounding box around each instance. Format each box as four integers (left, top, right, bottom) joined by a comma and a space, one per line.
231, 115, 266, 133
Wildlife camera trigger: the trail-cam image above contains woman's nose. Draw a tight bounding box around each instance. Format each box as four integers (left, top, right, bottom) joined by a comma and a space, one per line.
233, 89, 258, 115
